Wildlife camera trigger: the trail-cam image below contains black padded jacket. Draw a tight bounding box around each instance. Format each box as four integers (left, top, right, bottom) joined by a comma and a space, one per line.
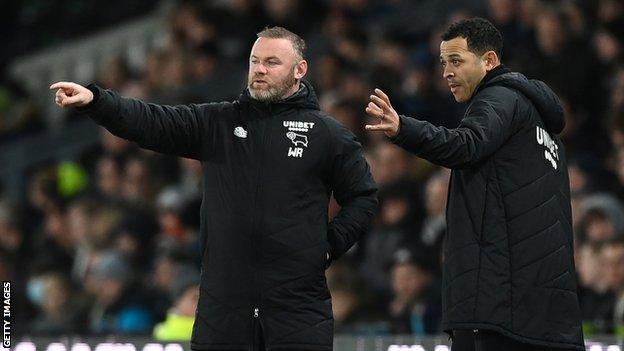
391, 66, 584, 350
79, 81, 378, 350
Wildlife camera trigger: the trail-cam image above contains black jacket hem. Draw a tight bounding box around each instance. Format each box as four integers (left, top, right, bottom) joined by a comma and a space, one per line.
443, 322, 584, 350
269, 343, 332, 350
190, 343, 248, 350
190, 342, 332, 351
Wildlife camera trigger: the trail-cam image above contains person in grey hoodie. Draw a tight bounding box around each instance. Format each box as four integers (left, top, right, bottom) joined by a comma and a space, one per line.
578, 193, 624, 244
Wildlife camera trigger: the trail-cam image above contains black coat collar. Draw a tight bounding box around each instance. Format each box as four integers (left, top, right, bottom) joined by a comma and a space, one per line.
471, 64, 511, 100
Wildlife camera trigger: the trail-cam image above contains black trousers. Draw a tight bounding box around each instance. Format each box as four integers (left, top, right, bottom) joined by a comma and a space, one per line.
451, 329, 576, 351
191, 329, 312, 351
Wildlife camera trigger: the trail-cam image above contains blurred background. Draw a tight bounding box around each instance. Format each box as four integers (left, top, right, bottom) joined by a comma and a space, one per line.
1, 0, 624, 348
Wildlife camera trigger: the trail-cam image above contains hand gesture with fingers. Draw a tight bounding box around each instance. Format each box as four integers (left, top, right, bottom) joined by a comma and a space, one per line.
49, 82, 94, 108
365, 88, 400, 138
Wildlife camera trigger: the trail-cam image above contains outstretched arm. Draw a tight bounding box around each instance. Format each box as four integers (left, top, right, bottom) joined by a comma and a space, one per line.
51, 82, 217, 160
365, 87, 518, 168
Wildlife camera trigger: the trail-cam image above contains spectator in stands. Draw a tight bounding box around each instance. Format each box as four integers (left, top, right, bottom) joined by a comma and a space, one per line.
323, 99, 366, 143
594, 29, 622, 68
0, 254, 12, 288
66, 198, 98, 282
528, 4, 603, 116
597, 0, 624, 41
27, 168, 62, 216
611, 147, 624, 201
370, 143, 412, 186
176, 157, 203, 199
97, 56, 132, 91
121, 156, 155, 207
30, 204, 75, 274
485, 0, 529, 62
154, 187, 200, 264
101, 128, 134, 157
532, 4, 611, 158
388, 249, 441, 335
576, 243, 614, 335
147, 252, 181, 321
29, 271, 87, 335
0, 202, 27, 272
112, 215, 156, 271
604, 239, 624, 336
86, 250, 154, 334
328, 261, 388, 335
153, 264, 200, 341
360, 179, 420, 297
0, 77, 43, 144
0, 204, 33, 332
143, 249, 200, 323
93, 154, 124, 201
416, 169, 449, 271
577, 193, 624, 245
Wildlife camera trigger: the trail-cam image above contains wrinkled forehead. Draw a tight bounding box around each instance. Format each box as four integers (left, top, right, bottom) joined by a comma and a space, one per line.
250, 37, 297, 61
439, 37, 472, 59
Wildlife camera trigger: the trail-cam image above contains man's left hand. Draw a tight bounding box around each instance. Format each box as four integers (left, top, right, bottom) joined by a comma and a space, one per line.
365, 88, 400, 138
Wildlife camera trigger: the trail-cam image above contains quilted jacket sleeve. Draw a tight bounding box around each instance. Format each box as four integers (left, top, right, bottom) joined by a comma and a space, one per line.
325, 118, 378, 261
78, 83, 220, 160
391, 86, 520, 168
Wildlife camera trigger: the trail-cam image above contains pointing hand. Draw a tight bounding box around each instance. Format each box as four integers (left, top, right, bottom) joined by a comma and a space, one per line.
49, 82, 94, 108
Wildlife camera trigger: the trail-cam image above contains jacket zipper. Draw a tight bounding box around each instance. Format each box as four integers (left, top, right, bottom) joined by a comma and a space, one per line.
252, 307, 260, 351
251, 104, 271, 350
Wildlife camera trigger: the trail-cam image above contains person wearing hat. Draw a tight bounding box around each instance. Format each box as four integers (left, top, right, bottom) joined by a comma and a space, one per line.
87, 250, 154, 334
154, 265, 201, 341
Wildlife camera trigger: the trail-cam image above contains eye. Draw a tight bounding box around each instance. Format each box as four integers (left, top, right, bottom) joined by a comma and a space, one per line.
268, 60, 279, 66
452, 59, 460, 66
440, 61, 446, 67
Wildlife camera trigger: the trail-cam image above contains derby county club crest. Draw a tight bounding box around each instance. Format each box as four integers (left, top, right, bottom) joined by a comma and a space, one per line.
283, 120, 314, 158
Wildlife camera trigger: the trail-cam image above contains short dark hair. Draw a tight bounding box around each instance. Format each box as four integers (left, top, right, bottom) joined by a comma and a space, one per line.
257, 26, 306, 60
441, 17, 503, 59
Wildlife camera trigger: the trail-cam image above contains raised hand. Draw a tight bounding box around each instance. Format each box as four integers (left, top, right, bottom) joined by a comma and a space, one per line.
50, 82, 94, 108
364, 88, 401, 138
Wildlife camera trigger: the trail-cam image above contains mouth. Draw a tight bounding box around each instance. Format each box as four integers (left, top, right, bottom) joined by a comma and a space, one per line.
253, 80, 268, 86
449, 83, 460, 94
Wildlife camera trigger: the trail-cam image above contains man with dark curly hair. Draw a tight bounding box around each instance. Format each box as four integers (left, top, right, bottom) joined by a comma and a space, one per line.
366, 17, 584, 351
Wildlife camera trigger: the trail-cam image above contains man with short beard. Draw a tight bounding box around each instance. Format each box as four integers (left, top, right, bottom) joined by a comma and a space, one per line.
51, 27, 378, 351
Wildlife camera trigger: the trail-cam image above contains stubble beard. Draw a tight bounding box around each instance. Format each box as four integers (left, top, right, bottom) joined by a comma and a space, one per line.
248, 72, 298, 102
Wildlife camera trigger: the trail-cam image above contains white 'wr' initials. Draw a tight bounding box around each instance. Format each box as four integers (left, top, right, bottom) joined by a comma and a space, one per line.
288, 147, 303, 158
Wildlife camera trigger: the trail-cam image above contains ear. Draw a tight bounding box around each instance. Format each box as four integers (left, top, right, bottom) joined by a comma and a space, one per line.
482, 51, 500, 71
294, 60, 308, 80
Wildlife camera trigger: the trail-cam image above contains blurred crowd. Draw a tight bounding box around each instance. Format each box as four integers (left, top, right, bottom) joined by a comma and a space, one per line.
1, 0, 624, 339
0, 1, 156, 66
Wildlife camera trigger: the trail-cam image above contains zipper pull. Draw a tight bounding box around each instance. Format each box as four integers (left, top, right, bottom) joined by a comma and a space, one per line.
253, 308, 259, 318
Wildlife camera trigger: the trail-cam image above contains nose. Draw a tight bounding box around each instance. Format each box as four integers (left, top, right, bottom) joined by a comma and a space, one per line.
443, 66, 454, 79
253, 62, 268, 75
